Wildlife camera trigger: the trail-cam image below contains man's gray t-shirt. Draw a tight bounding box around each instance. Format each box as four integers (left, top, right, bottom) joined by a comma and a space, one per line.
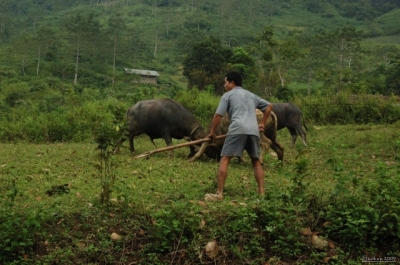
215, 87, 271, 137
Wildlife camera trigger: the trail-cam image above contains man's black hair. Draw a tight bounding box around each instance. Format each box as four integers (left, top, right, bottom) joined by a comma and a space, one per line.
225, 71, 242, 86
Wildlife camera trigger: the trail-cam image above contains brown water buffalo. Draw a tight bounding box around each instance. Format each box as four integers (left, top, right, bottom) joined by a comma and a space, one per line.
190, 110, 284, 162
116, 98, 207, 156
272, 102, 308, 148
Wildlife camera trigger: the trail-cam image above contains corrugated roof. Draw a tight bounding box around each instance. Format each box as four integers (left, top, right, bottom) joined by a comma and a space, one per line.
124, 68, 160, 77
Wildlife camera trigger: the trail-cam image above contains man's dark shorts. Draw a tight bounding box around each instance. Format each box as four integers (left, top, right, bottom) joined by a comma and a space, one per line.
221, 134, 260, 158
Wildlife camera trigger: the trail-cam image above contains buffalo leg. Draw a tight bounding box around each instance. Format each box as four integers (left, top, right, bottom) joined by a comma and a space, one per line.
114, 136, 127, 153
270, 141, 284, 163
259, 137, 272, 164
163, 136, 174, 157
300, 132, 307, 147
128, 135, 135, 152
292, 125, 307, 147
288, 127, 298, 148
299, 129, 307, 147
188, 145, 197, 158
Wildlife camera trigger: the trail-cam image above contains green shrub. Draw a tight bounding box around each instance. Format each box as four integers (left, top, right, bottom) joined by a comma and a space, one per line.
29, 79, 49, 92
2, 83, 30, 108
223, 207, 267, 262
115, 85, 157, 104
296, 93, 400, 125
174, 88, 220, 126
323, 162, 400, 250
276, 86, 295, 102
0, 208, 44, 263
0, 96, 128, 143
0, 180, 44, 263
146, 201, 201, 254
2, 82, 399, 144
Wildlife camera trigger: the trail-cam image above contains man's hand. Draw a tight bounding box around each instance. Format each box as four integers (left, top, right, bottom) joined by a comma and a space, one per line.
258, 123, 265, 132
207, 114, 222, 143
207, 132, 216, 142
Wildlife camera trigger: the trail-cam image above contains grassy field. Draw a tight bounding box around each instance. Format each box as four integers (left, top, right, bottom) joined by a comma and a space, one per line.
1, 122, 399, 264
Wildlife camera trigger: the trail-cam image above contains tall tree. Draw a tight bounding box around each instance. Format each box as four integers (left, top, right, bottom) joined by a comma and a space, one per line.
313, 27, 364, 93
34, 27, 58, 76
107, 13, 126, 86
183, 36, 233, 93
65, 13, 100, 85
255, 26, 308, 88
228, 47, 257, 90
175, 29, 207, 55
385, 56, 400, 95
125, 27, 152, 68
0, 0, 13, 43
12, 34, 34, 76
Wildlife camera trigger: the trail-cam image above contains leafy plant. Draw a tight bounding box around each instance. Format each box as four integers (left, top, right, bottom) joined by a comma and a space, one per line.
93, 105, 127, 204
146, 201, 201, 255
323, 162, 400, 250
0, 179, 44, 263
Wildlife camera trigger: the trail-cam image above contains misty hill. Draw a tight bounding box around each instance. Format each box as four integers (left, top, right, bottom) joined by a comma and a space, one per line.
0, 0, 399, 95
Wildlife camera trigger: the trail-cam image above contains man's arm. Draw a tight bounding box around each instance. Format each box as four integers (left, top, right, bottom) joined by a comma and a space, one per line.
258, 104, 273, 132
208, 113, 222, 140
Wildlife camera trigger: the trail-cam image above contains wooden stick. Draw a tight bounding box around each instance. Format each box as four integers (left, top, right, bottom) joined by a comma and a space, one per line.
134, 135, 227, 159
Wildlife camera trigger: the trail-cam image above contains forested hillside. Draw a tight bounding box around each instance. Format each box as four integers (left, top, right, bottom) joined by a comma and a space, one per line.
0, 0, 399, 100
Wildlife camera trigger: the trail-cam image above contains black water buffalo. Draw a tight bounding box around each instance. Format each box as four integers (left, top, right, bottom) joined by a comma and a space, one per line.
272, 102, 308, 148
190, 110, 284, 162
117, 98, 207, 156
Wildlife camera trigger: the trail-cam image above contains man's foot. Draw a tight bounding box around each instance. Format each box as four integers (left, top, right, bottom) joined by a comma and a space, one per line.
204, 193, 223, 201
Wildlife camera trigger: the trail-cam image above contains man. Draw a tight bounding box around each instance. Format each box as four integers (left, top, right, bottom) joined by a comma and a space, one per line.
205, 71, 273, 201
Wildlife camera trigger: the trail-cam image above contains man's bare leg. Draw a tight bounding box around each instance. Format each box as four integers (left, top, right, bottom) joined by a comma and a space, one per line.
205, 156, 232, 201
251, 157, 265, 196
216, 156, 232, 196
